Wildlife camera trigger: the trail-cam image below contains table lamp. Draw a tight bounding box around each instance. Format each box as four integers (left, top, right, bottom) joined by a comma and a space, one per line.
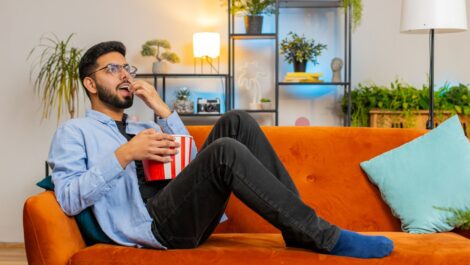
193, 32, 221, 73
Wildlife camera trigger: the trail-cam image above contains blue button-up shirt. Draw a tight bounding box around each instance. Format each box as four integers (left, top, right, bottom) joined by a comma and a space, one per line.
48, 109, 197, 249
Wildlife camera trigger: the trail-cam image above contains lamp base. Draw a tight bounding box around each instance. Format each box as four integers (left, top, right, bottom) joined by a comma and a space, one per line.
194, 57, 219, 74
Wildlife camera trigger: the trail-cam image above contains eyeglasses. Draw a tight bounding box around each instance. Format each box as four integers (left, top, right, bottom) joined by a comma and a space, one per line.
88, 63, 138, 78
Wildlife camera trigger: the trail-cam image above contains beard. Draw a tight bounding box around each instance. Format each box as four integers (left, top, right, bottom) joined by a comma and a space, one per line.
96, 81, 134, 109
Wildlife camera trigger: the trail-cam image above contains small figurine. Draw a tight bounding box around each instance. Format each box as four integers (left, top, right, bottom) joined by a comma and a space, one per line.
331, 57, 343, 82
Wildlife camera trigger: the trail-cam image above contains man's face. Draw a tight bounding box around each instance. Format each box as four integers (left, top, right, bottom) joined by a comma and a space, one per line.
92, 52, 134, 109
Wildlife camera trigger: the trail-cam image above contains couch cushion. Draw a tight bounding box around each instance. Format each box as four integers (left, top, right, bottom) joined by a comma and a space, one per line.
361, 116, 470, 233
70, 232, 470, 265
36, 175, 114, 245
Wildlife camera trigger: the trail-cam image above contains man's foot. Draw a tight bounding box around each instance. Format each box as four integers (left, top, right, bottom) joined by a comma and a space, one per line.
329, 229, 394, 258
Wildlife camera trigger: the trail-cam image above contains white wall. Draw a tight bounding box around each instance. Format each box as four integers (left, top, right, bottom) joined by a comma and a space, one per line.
0, 0, 469, 242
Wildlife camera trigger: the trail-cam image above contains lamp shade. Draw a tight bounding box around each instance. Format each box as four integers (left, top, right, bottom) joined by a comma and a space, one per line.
193, 32, 220, 58
401, 0, 468, 33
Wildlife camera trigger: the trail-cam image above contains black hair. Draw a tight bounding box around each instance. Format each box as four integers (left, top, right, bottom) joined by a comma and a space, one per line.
78, 41, 126, 96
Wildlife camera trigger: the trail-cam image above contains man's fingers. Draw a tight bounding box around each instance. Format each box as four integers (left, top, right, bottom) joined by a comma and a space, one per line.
160, 133, 176, 141
149, 154, 172, 163
141, 128, 157, 135
150, 147, 178, 156
157, 140, 179, 148
149, 133, 176, 143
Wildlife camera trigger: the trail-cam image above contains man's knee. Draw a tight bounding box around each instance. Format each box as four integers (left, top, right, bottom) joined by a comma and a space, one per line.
208, 138, 253, 161
219, 110, 257, 127
211, 137, 245, 152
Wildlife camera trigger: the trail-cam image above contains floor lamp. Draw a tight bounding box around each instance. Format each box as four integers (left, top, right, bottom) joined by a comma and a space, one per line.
400, 0, 467, 129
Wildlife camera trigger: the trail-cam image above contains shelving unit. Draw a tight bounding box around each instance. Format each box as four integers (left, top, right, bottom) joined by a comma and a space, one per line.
135, 73, 229, 118
228, 1, 280, 125
135, 1, 352, 126
228, 0, 352, 126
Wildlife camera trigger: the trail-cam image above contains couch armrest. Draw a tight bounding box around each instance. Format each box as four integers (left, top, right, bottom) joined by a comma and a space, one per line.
23, 191, 86, 265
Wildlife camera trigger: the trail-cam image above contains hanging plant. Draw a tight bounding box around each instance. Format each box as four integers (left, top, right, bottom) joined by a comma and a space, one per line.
343, 0, 363, 30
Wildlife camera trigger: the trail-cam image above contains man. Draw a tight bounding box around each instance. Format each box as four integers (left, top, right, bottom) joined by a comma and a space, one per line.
48, 41, 394, 258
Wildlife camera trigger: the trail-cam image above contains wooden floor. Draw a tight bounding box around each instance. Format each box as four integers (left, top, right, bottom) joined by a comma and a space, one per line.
0, 246, 27, 265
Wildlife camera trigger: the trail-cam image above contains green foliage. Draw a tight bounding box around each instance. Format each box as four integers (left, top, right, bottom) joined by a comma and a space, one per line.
28, 33, 82, 122
141, 39, 180, 63
280, 32, 327, 65
437, 83, 470, 115
260, 98, 271, 103
228, 0, 276, 16
343, 0, 363, 30
342, 81, 470, 127
434, 207, 470, 230
175, 87, 191, 100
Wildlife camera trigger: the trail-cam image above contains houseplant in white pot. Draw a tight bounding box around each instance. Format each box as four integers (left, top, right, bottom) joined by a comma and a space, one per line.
260, 98, 272, 110
141, 39, 180, 73
28, 33, 82, 122
230, 0, 276, 34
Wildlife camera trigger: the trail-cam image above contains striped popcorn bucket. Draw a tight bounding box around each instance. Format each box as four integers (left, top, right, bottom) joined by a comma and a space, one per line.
143, 135, 193, 181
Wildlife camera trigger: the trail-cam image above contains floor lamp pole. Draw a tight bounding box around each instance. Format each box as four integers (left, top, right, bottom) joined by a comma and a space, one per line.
427, 29, 435, 129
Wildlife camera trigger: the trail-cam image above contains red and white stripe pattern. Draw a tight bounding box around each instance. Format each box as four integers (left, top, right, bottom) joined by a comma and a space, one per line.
163, 135, 193, 179
144, 135, 193, 181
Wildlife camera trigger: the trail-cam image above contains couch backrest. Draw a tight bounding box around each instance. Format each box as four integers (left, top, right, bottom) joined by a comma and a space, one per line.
188, 126, 426, 233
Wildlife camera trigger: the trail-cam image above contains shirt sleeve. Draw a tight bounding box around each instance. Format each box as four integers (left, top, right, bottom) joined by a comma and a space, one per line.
157, 111, 198, 160
48, 124, 124, 216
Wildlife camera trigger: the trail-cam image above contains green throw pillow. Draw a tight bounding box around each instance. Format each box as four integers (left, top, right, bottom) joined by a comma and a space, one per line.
36, 176, 114, 245
361, 115, 470, 233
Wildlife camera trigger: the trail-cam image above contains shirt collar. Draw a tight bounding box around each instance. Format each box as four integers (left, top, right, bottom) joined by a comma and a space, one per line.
86, 109, 127, 124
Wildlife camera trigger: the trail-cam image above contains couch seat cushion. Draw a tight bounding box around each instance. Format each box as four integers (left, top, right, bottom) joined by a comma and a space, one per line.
71, 232, 470, 265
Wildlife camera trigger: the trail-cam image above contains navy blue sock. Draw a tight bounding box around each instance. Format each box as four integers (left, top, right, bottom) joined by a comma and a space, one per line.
329, 230, 394, 259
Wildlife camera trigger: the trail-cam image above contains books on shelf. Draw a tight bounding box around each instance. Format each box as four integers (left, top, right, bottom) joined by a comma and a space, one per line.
283, 72, 323, 83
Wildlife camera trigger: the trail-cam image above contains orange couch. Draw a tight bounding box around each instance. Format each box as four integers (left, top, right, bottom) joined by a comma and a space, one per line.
24, 126, 470, 265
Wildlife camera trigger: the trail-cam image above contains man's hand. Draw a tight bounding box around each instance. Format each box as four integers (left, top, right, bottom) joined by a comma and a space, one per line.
114, 129, 179, 169
130, 80, 172, 118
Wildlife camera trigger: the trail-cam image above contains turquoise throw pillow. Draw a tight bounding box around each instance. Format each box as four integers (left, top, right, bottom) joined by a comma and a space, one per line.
361, 115, 470, 233
36, 176, 114, 245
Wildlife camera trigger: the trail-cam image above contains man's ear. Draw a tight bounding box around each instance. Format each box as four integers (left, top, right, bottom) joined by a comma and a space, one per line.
83, 77, 97, 95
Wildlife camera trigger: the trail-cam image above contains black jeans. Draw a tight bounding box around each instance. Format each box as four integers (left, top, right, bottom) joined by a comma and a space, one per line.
146, 110, 340, 251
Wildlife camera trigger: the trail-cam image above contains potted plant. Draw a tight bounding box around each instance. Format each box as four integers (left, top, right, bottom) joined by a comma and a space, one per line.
229, 0, 276, 34
173, 87, 194, 114
343, 0, 363, 30
280, 32, 327, 72
140, 39, 180, 74
342, 80, 470, 133
260, 98, 272, 110
28, 33, 82, 122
